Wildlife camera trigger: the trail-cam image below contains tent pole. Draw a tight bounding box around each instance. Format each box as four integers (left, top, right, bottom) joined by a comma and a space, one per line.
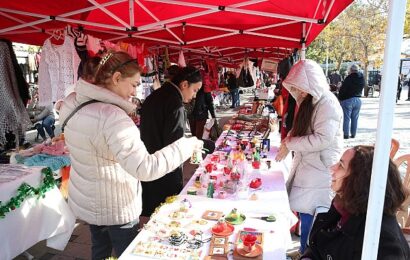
129, 0, 135, 27
245, 31, 299, 42
323, 0, 336, 23
88, 0, 130, 28
305, 0, 322, 40
138, 0, 283, 31
145, 0, 318, 23
361, 0, 407, 259
301, 22, 306, 60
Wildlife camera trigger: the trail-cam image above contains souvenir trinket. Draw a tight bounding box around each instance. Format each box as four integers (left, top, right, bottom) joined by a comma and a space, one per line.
169, 230, 187, 246
249, 178, 262, 189
208, 234, 229, 257
225, 208, 246, 225
211, 218, 235, 236
202, 210, 223, 221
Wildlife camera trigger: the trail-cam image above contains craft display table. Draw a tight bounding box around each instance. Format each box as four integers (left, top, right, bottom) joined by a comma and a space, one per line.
0, 165, 75, 260
120, 130, 295, 259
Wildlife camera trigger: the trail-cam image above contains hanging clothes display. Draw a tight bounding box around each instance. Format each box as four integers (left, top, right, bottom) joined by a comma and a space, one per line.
38, 35, 81, 105
66, 26, 89, 79
0, 41, 32, 146
86, 34, 102, 56
178, 50, 186, 67
0, 39, 30, 105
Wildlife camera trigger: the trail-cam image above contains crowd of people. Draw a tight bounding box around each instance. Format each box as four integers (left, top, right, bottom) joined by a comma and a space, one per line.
10, 51, 409, 260
275, 60, 409, 260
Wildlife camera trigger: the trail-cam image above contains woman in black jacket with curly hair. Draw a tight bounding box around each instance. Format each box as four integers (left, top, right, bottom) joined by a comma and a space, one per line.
302, 145, 409, 260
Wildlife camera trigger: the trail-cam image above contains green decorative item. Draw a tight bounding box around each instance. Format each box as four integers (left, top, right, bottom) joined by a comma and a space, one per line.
0, 168, 58, 219
225, 208, 246, 225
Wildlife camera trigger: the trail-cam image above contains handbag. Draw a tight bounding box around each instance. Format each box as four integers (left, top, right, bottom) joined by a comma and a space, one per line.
244, 68, 254, 88
61, 99, 100, 132
209, 120, 222, 141
272, 95, 284, 116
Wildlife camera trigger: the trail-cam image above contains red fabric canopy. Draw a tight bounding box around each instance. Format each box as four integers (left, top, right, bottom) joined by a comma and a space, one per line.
0, 0, 353, 59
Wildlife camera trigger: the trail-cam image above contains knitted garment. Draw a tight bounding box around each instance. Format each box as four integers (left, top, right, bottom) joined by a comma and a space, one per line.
38, 36, 80, 105
22, 154, 70, 171
0, 42, 32, 146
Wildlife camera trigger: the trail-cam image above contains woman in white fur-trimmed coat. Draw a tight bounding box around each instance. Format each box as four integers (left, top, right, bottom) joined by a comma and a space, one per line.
275, 59, 343, 255
59, 52, 202, 259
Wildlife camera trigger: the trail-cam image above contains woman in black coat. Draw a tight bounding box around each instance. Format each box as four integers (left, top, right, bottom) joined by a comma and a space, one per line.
302, 145, 409, 260
189, 86, 216, 139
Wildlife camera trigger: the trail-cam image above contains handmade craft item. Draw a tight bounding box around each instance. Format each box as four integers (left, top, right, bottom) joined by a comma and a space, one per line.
208, 234, 230, 257
211, 218, 235, 236
249, 178, 262, 189
202, 210, 223, 221
225, 208, 246, 225
234, 230, 264, 259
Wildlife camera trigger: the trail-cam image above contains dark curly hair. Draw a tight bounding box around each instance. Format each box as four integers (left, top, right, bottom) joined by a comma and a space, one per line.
171, 66, 202, 87
339, 145, 407, 216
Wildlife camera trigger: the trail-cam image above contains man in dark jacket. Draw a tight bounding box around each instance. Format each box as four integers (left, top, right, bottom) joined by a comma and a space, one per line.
139, 66, 202, 219
189, 86, 216, 139
227, 71, 239, 108
338, 64, 365, 139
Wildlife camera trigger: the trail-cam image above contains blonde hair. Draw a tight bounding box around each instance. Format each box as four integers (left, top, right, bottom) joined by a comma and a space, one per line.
94, 52, 141, 86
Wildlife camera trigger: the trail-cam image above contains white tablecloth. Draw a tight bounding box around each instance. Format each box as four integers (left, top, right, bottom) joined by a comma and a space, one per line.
0, 165, 75, 260
120, 131, 296, 260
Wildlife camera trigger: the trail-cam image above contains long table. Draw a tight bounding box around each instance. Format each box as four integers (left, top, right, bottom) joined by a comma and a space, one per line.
0, 165, 75, 260
120, 131, 295, 259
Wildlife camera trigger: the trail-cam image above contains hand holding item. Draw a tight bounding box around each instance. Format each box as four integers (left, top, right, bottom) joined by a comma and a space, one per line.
275, 143, 289, 162
189, 138, 205, 164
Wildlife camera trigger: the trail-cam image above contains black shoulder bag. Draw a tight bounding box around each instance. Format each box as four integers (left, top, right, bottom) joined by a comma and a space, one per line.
61, 100, 100, 132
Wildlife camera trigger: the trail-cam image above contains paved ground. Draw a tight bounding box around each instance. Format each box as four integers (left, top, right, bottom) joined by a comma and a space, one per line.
15, 86, 410, 259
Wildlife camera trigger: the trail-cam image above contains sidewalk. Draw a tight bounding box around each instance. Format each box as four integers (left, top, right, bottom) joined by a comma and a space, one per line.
17, 87, 410, 259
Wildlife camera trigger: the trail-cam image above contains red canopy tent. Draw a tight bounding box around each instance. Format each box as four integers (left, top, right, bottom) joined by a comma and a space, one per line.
0, 0, 352, 62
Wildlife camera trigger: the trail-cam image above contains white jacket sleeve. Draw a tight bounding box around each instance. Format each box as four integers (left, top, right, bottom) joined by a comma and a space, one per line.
103, 109, 198, 181
286, 98, 342, 152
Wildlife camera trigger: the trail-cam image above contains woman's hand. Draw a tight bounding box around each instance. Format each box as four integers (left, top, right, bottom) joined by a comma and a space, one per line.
275, 142, 289, 162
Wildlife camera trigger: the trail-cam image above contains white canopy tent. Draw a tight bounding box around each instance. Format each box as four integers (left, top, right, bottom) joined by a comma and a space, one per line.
362, 0, 408, 259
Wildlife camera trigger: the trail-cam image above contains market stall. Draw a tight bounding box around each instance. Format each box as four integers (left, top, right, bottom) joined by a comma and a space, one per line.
120, 127, 295, 259
0, 165, 75, 260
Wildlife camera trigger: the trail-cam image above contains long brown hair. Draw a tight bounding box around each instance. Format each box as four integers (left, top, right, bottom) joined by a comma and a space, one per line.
290, 94, 315, 137
339, 145, 407, 215
94, 52, 140, 86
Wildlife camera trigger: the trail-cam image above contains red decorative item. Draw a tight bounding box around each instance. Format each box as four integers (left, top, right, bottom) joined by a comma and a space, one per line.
249, 178, 262, 189
231, 172, 241, 181
252, 160, 261, 169
205, 163, 214, 173
212, 221, 235, 236
210, 154, 220, 163
223, 167, 232, 175
242, 234, 257, 252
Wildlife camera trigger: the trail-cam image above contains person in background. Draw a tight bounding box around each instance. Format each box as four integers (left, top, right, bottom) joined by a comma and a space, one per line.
58, 52, 203, 259
227, 71, 239, 108
302, 145, 409, 260
406, 73, 410, 101
27, 94, 55, 141
275, 59, 343, 257
189, 85, 217, 139
139, 66, 202, 223
338, 64, 365, 139
165, 64, 181, 82
397, 74, 403, 102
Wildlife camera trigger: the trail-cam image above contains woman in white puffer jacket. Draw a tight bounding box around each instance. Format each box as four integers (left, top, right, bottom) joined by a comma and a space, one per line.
275, 59, 343, 255
58, 52, 202, 259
